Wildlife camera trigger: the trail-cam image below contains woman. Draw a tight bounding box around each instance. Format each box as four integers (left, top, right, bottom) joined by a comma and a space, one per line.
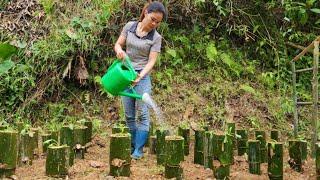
114, 1, 167, 159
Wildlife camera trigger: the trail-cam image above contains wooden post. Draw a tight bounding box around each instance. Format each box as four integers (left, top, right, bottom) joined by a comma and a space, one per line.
268, 142, 283, 180
292, 61, 298, 137
46, 145, 70, 177
0, 130, 18, 178
248, 140, 261, 175
236, 129, 248, 156
109, 133, 131, 177
312, 40, 319, 157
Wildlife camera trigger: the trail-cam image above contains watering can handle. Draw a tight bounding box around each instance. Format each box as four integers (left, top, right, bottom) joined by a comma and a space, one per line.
124, 56, 136, 75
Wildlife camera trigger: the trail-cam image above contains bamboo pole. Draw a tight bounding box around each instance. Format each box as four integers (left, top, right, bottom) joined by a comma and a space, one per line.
74, 126, 87, 159
45, 145, 70, 177
268, 142, 283, 180
194, 129, 205, 165
291, 36, 320, 62
0, 130, 18, 178
248, 140, 261, 175
292, 61, 298, 137
312, 40, 319, 157
255, 130, 267, 163
178, 126, 190, 156
19, 132, 34, 166
109, 133, 131, 177
236, 129, 248, 156
316, 142, 320, 180
60, 126, 75, 166
288, 140, 302, 172
156, 129, 169, 165
164, 136, 184, 179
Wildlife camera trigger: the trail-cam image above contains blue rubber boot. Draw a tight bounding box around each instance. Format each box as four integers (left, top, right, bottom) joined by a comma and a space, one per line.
130, 130, 136, 154
131, 130, 148, 159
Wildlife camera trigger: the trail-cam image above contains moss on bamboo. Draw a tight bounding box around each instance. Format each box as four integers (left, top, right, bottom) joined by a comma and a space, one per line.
165, 164, 183, 180
212, 132, 232, 179
268, 142, 283, 180
156, 129, 169, 165
19, 132, 35, 165
0, 130, 18, 178
178, 126, 190, 156
236, 129, 248, 156
60, 126, 75, 166
74, 126, 87, 159
109, 133, 131, 177
194, 129, 205, 165
203, 131, 214, 169
255, 130, 267, 163
84, 120, 93, 143
288, 140, 302, 172
164, 136, 184, 179
45, 145, 70, 177
248, 140, 261, 175
270, 130, 279, 141
42, 133, 51, 154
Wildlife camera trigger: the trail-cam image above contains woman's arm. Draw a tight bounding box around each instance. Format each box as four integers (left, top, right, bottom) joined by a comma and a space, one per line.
132, 51, 158, 85
114, 35, 126, 59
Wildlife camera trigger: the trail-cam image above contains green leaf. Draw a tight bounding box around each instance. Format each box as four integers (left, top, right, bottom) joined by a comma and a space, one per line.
206, 42, 218, 62
240, 84, 256, 95
316, 19, 320, 24
166, 49, 177, 58
0, 60, 15, 76
0, 43, 17, 60
310, 8, 320, 14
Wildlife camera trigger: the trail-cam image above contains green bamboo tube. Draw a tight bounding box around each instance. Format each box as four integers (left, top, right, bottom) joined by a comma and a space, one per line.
316, 143, 320, 180
109, 133, 131, 177
301, 140, 307, 161
31, 128, 39, 149
165, 164, 183, 180
178, 126, 190, 156
236, 129, 248, 156
149, 135, 157, 155
227, 122, 236, 149
268, 142, 283, 180
288, 140, 302, 172
0, 130, 18, 178
84, 120, 93, 143
74, 126, 87, 159
255, 130, 267, 163
203, 131, 214, 169
112, 125, 129, 134
156, 129, 169, 165
270, 130, 279, 141
194, 129, 205, 165
15, 122, 23, 134
49, 130, 59, 144
42, 133, 51, 154
19, 132, 35, 166
60, 126, 75, 166
145, 121, 154, 147
165, 136, 184, 165
213, 164, 230, 180
248, 140, 261, 175
45, 145, 70, 177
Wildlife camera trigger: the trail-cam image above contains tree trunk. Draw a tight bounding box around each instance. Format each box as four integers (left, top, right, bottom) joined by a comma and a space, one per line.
248, 140, 261, 175
0, 130, 18, 178
236, 129, 248, 156
45, 145, 70, 177
178, 126, 190, 156
109, 133, 131, 177
268, 142, 283, 180
194, 129, 205, 165
255, 130, 267, 163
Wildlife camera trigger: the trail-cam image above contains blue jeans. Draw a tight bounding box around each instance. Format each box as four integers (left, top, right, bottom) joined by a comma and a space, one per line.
122, 74, 151, 132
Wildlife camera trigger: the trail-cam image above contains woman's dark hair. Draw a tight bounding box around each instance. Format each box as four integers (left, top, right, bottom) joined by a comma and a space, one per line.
139, 1, 167, 21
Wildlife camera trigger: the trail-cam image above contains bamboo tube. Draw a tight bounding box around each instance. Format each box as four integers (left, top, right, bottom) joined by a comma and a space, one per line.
255, 130, 267, 163
19, 132, 35, 166
165, 164, 183, 180
236, 129, 248, 156
270, 130, 279, 141
112, 124, 129, 134
145, 121, 154, 148
301, 140, 308, 161
60, 126, 75, 166
288, 140, 302, 172
165, 136, 184, 165
203, 131, 214, 169
31, 128, 39, 158
74, 126, 87, 159
248, 140, 261, 175
45, 145, 70, 177
49, 130, 59, 144
15, 122, 23, 134
316, 143, 320, 180
41, 133, 51, 154
213, 164, 230, 180
156, 129, 169, 165
212, 133, 232, 179
109, 133, 131, 177
149, 135, 157, 155
84, 120, 93, 143
194, 129, 205, 165
268, 142, 283, 180
227, 122, 236, 149
178, 126, 190, 156
0, 130, 18, 178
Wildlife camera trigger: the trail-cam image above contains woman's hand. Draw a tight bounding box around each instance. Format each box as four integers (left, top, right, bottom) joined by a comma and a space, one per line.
115, 47, 126, 60
132, 74, 142, 86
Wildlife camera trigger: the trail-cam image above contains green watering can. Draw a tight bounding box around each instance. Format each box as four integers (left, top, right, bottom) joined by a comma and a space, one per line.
101, 56, 143, 99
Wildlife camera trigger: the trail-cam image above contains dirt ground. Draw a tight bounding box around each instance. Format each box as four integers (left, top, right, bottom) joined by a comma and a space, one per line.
12, 127, 317, 180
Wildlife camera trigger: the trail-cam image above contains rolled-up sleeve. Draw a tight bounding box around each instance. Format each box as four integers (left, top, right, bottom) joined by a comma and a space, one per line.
120, 21, 134, 38
150, 36, 162, 53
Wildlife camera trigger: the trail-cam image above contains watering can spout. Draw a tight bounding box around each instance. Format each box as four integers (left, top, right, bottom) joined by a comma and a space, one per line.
119, 91, 142, 99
